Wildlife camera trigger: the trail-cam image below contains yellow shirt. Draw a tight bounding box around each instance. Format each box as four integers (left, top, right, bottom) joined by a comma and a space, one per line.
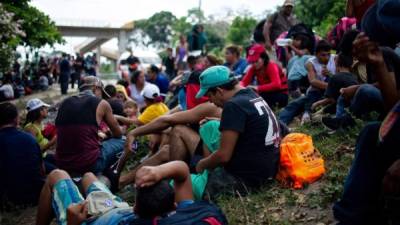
138, 102, 169, 124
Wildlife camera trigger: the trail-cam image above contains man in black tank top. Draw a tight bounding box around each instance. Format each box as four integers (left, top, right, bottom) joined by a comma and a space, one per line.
55, 76, 123, 175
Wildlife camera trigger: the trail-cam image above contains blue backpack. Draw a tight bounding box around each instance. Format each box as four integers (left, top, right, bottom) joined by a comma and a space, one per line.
128, 201, 228, 225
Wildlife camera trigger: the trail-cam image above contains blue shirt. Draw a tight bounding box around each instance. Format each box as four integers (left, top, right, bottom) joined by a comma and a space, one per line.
224, 58, 248, 79
0, 127, 45, 204
287, 55, 312, 81
150, 73, 170, 96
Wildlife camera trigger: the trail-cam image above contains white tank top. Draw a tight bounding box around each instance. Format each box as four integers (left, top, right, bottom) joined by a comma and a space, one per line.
309, 54, 336, 80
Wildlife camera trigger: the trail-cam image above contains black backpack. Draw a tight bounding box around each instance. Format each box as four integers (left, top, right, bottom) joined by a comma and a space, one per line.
129, 201, 228, 225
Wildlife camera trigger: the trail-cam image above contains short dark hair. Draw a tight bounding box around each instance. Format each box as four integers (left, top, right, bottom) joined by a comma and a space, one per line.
131, 70, 142, 84
0, 102, 18, 126
135, 180, 175, 219
149, 65, 160, 74
226, 45, 241, 57
117, 79, 129, 88
104, 85, 117, 98
336, 53, 353, 69
208, 78, 239, 95
337, 30, 360, 56
187, 56, 197, 66
206, 55, 223, 66
293, 34, 314, 53
315, 40, 332, 53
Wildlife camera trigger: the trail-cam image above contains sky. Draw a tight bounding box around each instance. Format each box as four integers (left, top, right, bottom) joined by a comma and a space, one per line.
30, 0, 284, 54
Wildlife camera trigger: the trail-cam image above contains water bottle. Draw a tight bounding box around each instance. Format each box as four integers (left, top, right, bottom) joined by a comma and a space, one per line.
276, 38, 293, 47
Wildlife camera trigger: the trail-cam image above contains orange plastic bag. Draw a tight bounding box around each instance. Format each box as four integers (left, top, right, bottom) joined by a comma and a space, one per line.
276, 133, 325, 189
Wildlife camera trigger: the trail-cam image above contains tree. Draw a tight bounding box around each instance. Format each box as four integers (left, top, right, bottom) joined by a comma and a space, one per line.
134, 11, 177, 48
204, 20, 229, 55
227, 16, 257, 47
0, 3, 25, 72
295, 0, 346, 36
3, 0, 62, 48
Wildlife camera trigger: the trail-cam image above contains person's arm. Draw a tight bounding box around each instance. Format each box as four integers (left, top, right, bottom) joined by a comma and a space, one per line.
353, 33, 399, 109
196, 130, 239, 172
257, 63, 282, 92
263, 18, 274, 50
122, 103, 221, 171
42, 136, 57, 151
167, 105, 182, 115
306, 62, 328, 90
290, 45, 305, 57
135, 161, 193, 202
311, 98, 335, 111
114, 114, 143, 127
346, 0, 355, 17
240, 66, 254, 87
98, 100, 122, 138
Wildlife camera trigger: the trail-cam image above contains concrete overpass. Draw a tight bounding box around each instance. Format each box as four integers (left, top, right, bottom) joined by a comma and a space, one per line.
56, 20, 135, 62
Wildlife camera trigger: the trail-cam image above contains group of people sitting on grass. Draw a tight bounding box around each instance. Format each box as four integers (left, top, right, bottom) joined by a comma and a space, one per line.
1, 0, 400, 224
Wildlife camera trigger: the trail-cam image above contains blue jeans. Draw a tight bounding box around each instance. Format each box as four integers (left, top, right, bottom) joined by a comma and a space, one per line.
93, 138, 125, 174
279, 90, 323, 125
333, 120, 400, 224
350, 84, 384, 118
335, 84, 384, 120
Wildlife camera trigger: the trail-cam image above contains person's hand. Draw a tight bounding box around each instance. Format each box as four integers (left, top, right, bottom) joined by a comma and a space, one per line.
383, 160, 400, 195
199, 117, 220, 125
311, 101, 321, 112
124, 134, 136, 154
340, 85, 359, 101
248, 85, 258, 92
135, 166, 161, 188
353, 33, 385, 66
98, 131, 107, 140
67, 201, 89, 225
322, 67, 330, 77
195, 159, 205, 174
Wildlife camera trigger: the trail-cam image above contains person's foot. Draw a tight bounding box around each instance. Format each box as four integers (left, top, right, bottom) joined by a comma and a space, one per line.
322, 115, 355, 131
322, 116, 341, 131
301, 112, 311, 125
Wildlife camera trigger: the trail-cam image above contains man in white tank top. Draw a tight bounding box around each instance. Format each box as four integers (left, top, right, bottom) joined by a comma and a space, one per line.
279, 40, 335, 125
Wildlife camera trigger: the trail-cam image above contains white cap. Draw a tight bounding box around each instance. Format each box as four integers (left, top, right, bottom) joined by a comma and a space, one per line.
141, 84, 160, 99
26, 98, 50, 112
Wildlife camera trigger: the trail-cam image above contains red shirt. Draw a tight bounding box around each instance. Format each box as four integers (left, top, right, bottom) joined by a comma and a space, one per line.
241, 61, 288, 93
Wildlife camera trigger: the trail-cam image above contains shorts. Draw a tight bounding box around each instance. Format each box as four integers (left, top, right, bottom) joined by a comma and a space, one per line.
52, 179, 128, 225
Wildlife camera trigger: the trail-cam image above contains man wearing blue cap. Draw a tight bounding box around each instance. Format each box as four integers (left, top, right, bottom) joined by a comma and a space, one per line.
194, 65, 281, 194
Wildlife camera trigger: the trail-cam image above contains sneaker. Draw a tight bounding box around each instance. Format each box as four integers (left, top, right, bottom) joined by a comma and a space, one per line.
322, 115, 355, 131
322, 116, 341, 131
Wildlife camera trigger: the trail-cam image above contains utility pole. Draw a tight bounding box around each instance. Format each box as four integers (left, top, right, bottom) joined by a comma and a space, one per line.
198, 0, 202, 23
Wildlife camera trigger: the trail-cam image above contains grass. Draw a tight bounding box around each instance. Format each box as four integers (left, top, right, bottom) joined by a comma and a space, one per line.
214, 121, 363, 225
0, 118, 365, 225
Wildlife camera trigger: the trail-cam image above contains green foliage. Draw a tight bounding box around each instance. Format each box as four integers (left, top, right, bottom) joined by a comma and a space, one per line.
204, 21, 228, 55
295, 0, 346, 37
135, 11, 177, 48
227, 16, 257, 47
0, 0, 62, 73
0, 3, 24, 72
3, 0, 63, 48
